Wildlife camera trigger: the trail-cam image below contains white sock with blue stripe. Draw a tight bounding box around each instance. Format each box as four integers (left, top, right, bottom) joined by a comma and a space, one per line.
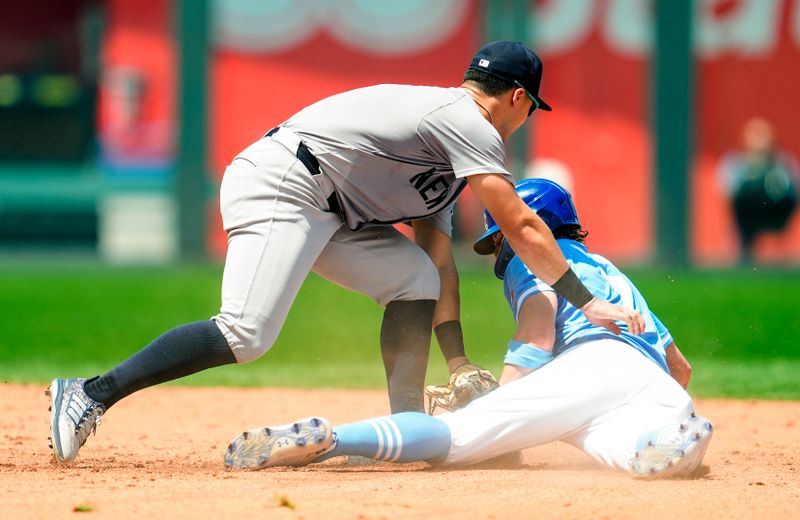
314, 412, 451, 464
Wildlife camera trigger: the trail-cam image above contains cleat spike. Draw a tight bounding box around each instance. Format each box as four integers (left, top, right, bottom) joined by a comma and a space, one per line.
632, 413, 713, 479
242, 431, 250, 440
690, 412, 697, 418
224, 416, 334, 470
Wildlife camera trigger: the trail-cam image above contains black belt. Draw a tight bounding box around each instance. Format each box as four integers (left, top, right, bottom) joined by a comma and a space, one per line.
265, 127, 341, 216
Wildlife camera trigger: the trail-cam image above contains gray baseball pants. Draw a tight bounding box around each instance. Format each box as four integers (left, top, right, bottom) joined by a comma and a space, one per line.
213, 129, 440, 363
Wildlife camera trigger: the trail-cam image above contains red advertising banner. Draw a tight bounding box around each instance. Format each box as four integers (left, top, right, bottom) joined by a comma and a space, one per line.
99, 0, 800, 265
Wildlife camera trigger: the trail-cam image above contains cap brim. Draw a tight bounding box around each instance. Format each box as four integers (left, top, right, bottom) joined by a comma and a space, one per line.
536, 97, 552, 111
473, 225, 500, 255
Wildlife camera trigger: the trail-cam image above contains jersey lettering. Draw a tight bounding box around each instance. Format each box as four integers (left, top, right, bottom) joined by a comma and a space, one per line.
410, 167, 452, 209
410, 167, 436, 189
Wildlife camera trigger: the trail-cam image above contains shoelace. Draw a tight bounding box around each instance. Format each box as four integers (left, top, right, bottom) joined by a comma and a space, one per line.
74, 405, 104, 445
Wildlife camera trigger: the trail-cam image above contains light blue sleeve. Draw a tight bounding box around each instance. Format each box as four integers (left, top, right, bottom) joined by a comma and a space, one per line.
503, 256, 554, 323
504, 339, 554, 369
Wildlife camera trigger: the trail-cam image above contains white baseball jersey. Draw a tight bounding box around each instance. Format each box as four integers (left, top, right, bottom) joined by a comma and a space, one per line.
284, 85, 513, 234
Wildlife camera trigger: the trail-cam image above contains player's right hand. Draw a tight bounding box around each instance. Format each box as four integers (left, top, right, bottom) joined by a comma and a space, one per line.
580, 297, 645, 335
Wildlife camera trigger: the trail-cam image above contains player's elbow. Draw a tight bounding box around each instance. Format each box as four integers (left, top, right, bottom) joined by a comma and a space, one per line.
670, 359, 692, 389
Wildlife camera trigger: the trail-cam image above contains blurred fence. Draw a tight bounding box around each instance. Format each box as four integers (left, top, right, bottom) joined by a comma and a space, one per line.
1, 0, 799, 266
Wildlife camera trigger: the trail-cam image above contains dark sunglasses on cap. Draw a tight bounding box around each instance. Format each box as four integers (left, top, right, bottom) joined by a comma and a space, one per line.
514, 80, 540, 117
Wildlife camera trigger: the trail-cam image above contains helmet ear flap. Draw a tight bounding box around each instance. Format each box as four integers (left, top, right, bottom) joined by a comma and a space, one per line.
493, 238, 516, 279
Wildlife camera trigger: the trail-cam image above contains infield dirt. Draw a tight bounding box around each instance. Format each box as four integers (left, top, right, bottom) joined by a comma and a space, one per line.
1, 384, 798, 519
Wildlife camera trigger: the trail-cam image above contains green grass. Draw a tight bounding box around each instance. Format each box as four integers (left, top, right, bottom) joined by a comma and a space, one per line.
0, 262, 798, 399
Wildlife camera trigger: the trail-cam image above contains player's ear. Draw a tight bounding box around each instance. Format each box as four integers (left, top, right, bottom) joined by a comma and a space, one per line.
512, 87, 526, 106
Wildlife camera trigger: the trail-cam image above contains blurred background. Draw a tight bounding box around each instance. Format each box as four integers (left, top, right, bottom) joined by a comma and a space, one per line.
0, 0, 798, 397
1, 0, 799, 266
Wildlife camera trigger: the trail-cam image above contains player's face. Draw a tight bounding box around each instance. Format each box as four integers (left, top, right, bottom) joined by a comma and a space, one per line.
491, 232, 504, 257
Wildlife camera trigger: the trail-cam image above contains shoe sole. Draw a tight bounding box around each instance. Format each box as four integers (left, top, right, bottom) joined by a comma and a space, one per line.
224, 417, 332, 470
46, 378, 69, 463
631, 413, 714, 479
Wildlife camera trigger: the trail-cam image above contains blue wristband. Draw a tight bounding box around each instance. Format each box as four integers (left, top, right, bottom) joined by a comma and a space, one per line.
504, 339, 555, 369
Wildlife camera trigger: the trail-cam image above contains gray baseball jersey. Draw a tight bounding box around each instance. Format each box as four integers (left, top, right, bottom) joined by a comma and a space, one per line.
283, 84, 514, 234
215, 84, 516, 363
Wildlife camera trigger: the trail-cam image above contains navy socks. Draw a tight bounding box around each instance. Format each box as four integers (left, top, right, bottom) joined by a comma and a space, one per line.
83, 320, 236, 408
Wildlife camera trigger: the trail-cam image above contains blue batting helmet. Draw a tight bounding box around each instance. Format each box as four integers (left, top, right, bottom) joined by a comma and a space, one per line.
473, 178, 580, 255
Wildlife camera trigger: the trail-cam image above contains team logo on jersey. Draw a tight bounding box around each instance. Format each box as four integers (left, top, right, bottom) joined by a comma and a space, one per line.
409, 167, 451, 209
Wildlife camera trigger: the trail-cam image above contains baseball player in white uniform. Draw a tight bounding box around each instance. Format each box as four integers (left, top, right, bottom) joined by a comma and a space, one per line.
48, 41, 644, 464
223, 179, 713, 479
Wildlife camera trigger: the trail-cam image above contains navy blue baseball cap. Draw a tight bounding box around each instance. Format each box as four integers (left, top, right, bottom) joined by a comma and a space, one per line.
468, 40, 552, 112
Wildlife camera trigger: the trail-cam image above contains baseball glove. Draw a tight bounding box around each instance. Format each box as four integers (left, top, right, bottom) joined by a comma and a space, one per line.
425, 363, 499, 414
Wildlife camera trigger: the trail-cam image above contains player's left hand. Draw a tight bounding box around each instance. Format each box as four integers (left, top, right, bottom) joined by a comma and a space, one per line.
581, 297, 645, 335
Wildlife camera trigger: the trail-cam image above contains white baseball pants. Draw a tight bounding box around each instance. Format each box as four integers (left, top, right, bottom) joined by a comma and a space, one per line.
436, 339, 694, 471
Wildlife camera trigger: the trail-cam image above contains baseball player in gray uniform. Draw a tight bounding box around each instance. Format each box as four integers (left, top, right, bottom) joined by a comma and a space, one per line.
48, 41, 644, 464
